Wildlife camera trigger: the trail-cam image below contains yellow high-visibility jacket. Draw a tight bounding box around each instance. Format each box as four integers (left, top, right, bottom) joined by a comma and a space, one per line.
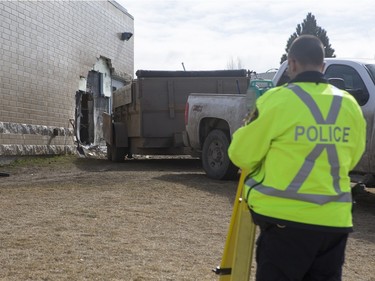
228, 82, 366, 229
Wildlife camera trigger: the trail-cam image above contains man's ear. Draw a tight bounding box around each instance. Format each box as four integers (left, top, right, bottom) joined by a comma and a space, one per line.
320, 62, 326, 72
290, 58, 298, 71
287, 58, 297, 78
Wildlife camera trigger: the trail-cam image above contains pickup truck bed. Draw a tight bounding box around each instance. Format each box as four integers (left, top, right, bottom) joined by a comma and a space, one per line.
183, 93, 251, 179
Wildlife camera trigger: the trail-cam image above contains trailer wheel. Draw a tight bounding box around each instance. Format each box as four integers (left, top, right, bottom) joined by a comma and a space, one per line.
106, 143, 127, 162
106, 143, 112, 161
202, 129, 238, 180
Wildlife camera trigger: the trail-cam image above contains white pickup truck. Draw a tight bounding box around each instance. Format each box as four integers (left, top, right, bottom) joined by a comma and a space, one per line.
183, 58, 375, 180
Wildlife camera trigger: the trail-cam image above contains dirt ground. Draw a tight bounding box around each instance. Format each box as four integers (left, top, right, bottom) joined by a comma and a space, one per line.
0, 155, 374, 281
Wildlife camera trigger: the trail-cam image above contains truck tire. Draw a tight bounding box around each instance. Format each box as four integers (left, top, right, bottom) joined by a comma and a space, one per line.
106, 143, 127, 162
202, 129, 238, 180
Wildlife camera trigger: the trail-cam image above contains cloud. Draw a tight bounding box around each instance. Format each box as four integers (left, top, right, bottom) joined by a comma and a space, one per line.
119, 0, 375, 74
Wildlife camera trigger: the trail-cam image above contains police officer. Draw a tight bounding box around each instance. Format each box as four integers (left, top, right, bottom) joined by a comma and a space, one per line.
228, 35, 366, 281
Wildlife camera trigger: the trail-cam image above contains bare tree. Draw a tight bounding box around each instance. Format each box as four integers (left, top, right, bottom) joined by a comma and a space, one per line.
226, 56, 244, 69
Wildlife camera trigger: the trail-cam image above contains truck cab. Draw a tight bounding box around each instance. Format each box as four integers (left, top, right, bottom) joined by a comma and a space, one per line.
274, 58, 375, 176
184, 58, 375, 181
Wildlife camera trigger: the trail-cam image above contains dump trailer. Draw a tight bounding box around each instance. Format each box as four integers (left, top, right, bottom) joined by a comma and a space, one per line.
103, 69, 249, 161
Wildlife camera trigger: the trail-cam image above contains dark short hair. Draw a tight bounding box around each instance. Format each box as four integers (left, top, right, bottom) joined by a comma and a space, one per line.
288, 35, 324, 66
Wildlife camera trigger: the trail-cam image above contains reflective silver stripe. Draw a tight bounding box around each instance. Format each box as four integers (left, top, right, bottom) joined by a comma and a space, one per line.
288, 84, 343, 125
326, 144, 342, 194
326, 96, 343, 124
247, 84, 350, 205
287, 144, 325, 192
288, 84, 326, 123
245, 178, 352, 205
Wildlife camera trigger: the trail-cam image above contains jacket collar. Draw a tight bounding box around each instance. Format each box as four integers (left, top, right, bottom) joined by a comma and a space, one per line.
288, 71, 327, 84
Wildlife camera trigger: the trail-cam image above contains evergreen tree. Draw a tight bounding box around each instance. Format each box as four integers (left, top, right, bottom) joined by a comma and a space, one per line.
280, 13, 335, 64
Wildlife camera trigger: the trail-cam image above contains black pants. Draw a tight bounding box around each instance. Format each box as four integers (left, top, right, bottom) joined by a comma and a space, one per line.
255, 223, 348, 281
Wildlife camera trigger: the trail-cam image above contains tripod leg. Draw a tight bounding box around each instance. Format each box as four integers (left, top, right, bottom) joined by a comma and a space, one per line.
214, 171, 256, 281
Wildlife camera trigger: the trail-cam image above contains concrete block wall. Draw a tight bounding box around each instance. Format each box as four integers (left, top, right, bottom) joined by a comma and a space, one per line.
0, 0, 134, 156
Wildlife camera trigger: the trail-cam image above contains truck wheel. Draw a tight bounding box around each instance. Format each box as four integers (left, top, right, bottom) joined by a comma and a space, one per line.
202, 129, 238, 180
106, 143, 127, 162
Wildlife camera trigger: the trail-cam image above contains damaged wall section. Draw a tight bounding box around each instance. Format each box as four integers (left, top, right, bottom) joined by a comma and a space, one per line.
76, 67, 111, 147
0, 1, 134, 157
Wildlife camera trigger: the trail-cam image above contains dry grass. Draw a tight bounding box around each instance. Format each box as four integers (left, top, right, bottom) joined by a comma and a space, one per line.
0, 156, 374, 281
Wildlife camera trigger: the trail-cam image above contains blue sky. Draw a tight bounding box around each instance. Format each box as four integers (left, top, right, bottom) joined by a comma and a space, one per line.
119, 0, 375, 74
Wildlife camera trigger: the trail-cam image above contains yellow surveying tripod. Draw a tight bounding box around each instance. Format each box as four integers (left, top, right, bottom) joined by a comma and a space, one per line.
213, 171, 257, 280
